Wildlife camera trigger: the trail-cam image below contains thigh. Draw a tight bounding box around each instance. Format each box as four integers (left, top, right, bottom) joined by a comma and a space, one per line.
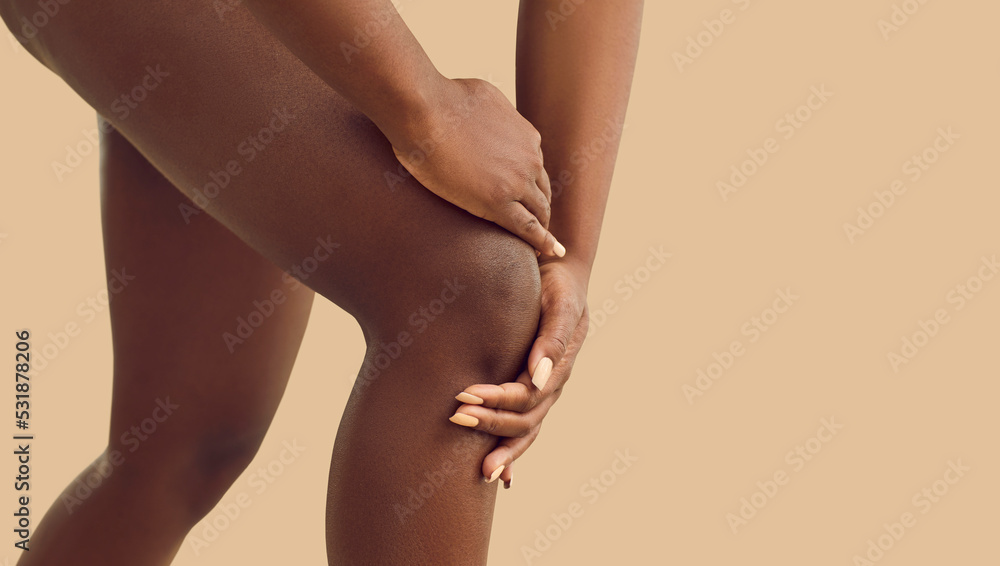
6, 6, 546, 560
4, 0, 534, 333
99, 122, 314, 506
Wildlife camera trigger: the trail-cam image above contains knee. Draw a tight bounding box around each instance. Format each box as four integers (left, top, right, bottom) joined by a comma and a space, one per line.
449, 231, 542, 375
109, 418, 269, 524
186, 426, 268, 518
365, 226, 541, 384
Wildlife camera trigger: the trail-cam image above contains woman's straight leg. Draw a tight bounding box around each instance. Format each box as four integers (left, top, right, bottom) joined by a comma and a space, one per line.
18, 125, 316, 566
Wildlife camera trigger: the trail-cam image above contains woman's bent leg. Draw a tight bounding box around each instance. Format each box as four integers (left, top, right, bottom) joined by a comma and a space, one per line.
326, 249, 539, 564
3, 1, 542, 563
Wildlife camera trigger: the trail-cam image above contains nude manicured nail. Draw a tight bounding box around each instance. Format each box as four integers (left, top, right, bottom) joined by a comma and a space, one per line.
552, 240, 566, 258
455, 392, 484, 405
487, 465, 505, 483
449, 413, 479, 428
532, 357, 553, 391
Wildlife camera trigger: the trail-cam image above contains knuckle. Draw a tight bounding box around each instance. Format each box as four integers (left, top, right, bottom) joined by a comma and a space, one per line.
469, 78, 494, 97
493, 183, 513, 204
528, 152, 544, 170
514, 419, 537, 439
548, 330, 570, 356
539, 200, 552, 223
521, 216, 539, 235
526, 425, 542, 442
514, 394, 535, 413
482, 417, 500, 436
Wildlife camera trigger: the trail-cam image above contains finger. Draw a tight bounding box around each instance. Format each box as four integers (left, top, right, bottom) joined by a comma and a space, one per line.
518, 177, 552, 229
500, 201, 564, 258
526, 297, 581, 392
483, 432, 538, 482
500, 461, 513, 489
457, 373, 537, 413
448, 404, 536, 438
536, 158, 552, 203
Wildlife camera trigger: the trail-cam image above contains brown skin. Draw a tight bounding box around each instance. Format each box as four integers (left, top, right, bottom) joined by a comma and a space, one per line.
17, 125, 317, 564
455, 0, 645, 482
0, 0, 642, 563
242, 0, 563, 259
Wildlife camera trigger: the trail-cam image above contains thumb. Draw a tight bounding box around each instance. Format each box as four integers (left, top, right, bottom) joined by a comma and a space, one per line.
526, 297, 577, 392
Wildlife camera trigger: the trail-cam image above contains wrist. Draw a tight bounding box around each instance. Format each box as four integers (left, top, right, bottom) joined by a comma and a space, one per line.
374, 71, 453, 156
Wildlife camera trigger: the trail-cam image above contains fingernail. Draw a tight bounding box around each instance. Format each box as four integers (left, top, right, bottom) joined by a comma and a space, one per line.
532, 357, 553, 391
487, 465, 505, 483
449, 413, 479, 428
455, 392, 484, 405
552, 240, 566, 258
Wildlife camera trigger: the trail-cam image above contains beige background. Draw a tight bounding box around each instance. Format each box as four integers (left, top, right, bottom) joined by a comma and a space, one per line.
2, 0, 999, 564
